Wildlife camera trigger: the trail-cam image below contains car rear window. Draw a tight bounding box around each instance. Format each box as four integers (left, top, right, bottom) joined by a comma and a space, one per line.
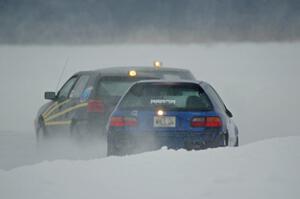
119, 83, 212, 111
97, 76, 157, 98
96, 77, 133, 97
161, 71, 194, 80
141, 71, 194, 80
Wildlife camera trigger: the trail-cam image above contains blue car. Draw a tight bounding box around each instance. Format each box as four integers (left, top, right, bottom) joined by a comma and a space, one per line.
106, 80, 238, 156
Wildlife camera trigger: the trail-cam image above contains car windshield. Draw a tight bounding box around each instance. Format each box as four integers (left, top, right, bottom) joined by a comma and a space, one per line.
119, 83, 212, 111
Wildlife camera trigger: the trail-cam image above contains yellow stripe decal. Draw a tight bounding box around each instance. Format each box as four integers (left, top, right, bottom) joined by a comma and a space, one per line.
42, 101, 58, 118
45, 120, 72, 126
43, 99, 70, 119
44, 102, 88, 122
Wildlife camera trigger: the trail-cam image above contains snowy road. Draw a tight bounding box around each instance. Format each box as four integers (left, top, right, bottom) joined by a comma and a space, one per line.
1, 136, 299, 199
0, 131, 36, 170
0, 131, 106, 170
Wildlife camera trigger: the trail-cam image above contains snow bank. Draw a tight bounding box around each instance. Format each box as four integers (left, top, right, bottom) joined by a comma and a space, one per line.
0, 136, 299, 199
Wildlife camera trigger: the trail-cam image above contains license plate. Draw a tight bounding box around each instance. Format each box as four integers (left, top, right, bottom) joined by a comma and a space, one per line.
153, 116, 176, 127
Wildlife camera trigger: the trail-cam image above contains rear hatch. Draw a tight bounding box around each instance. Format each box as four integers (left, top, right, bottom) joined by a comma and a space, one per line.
112, 82, 222, 133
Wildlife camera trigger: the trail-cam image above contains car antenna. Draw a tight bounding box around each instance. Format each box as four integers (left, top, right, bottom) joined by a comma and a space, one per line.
55, 57, 69, 92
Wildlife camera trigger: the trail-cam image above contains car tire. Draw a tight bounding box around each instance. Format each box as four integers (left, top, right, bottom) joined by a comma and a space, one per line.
107, 135, 116, 156
224, 132, 229, 146
106, 143, 113, 156
234, 136, 239, 147
36, 122, 49, 149
107, 133, 124, 156
70, 121, 86, 142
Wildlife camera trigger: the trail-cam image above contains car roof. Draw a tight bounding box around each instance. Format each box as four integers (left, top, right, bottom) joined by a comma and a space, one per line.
131, 79, 203, 85
75, 66, 192, 76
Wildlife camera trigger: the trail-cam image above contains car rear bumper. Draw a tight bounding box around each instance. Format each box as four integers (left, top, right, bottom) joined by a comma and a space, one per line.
108, 130, 226, 155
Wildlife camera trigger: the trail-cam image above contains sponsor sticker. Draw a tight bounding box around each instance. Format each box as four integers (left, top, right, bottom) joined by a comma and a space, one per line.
150, 99, 176, 105
80, 87, 93, 102
131, 110, 138, 117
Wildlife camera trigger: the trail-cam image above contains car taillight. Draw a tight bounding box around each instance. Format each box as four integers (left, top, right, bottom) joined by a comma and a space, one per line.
87, 100, 104, 112
205, 117, 222, 127
191, 116, 222, 127
191, 117, 206, 127
110, 116, 137, 127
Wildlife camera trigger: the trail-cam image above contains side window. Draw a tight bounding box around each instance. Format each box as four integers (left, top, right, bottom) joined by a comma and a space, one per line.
204, 84, 226, 111
69, 75, 90, 98
57, 77, 78, 99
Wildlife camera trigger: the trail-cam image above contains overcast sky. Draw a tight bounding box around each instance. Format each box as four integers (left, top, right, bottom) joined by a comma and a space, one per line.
0, 0, 299, 44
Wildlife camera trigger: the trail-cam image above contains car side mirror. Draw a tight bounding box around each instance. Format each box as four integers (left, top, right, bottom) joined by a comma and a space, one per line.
44, 92, 57, 100
226, 108, 233, 118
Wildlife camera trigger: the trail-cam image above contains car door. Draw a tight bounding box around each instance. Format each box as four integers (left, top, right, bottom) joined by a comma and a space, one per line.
42, 76, 78, 135
63, 74, 91, 126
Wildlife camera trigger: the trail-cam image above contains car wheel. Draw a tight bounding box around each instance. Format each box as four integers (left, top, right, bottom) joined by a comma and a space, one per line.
234, 136, 239, 147
36, 123, 49, 148
36, 127, 42, 143
70, 121, 86, 142
224, 132, 229, 146
107, 135, 116, 156
107, 143, 114, 156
